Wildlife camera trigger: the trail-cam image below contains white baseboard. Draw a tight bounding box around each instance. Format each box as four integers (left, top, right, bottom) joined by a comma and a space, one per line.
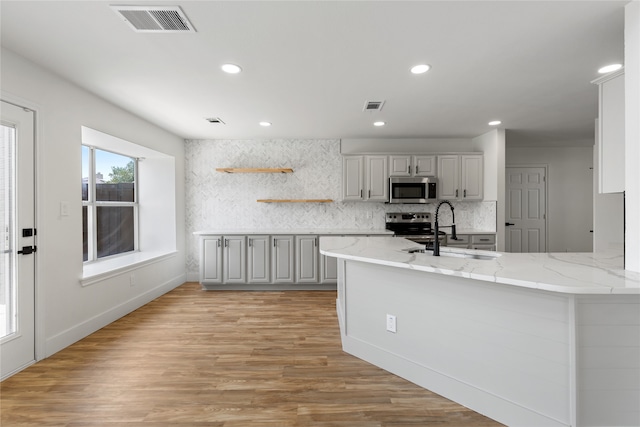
44, 273, 186, 358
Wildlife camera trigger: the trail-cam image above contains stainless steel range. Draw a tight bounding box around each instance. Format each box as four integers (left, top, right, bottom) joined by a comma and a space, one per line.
385, 212, 447, 249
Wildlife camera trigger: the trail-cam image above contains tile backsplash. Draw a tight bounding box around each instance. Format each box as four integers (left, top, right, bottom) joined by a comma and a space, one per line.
185, 139, 496, 275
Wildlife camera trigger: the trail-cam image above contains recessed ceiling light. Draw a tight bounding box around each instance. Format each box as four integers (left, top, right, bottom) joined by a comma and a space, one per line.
221, 63, 242, 74
488, 120, 502, 126
373, 121, 386, 127
410, 64, 431, 74
259, 121, 272, 127
597, 63, 623, 74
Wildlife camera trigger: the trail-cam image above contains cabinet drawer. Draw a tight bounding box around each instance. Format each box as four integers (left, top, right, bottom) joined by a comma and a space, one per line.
450, 234, 470, 244
471, 234, 495, 245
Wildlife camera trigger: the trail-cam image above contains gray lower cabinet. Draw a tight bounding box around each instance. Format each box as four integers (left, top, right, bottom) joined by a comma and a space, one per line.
223, 236, 246, 283
200, 236, 223, 284
199, 233, 388, 286
272, 235, 295, 283
320, 253, 338, 283
296, 235, 319, 283
446, 234, 496, 251
247, 236, 270, 283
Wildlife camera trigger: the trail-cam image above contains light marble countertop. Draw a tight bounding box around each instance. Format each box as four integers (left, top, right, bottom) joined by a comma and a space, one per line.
193, 229, 394, 236
319, 236, 640, 295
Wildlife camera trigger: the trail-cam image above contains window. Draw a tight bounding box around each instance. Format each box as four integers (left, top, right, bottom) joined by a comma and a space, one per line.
80, 126, 177, 285
82, 146, 138, 262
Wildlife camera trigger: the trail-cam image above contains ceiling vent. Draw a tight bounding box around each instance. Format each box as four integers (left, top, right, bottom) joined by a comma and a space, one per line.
363, 100, 385, 111
205, 117, 225, 124
111, 6, 196, 33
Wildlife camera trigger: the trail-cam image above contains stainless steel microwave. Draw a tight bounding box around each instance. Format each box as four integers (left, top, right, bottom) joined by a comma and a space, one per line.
389, 177, 438, 204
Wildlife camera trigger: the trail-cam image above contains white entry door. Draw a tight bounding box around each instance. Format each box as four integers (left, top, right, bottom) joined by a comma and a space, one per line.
1, 100, 36, 380
505, 167, 547, 253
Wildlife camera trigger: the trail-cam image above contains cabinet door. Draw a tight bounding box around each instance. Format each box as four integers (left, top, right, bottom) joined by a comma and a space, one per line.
365, 155, 388, 201
200, 236, 222, 284
598, 72, 625, 193
272, 236, 294, 283
295, 235, 318, 283
461, 155, 483, 200
389, 155, 411, 176
248, 236, 270, 283
223, 236, 246, 283
437, 155, 460, 200
320, 254, 338, 283
414, 155, 436, 176
343, 156, 364, 200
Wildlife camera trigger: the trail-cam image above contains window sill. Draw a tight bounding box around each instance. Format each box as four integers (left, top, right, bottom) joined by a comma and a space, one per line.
81, 250, 177, 287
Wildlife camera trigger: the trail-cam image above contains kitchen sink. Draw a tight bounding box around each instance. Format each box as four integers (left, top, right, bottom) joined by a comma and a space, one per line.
403, 248, 501, 260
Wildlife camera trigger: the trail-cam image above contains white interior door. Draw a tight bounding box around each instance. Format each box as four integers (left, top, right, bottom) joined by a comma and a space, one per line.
1, 100, 36, 380
505, 167, 547, 253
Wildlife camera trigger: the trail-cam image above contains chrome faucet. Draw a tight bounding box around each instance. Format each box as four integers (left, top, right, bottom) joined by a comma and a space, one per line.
433, 200, 458, 256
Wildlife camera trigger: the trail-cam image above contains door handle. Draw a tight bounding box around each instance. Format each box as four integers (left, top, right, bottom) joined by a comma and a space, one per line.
17, 245, 37, 255
505, 222, 515, 226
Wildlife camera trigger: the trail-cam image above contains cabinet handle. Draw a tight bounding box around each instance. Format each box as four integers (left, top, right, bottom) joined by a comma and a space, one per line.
479, 238, 489, 242
248, 238, 252, 247
217, 238, 221, 247
224, 239, 228, 247
464, 189, 467, 198
273, 239, 276, 247
415, 165, 419, 174
408, 165, 411, 174
314, 237, 317, 247
368, 190, 371, 198
360, 189, 363, 198
456, 189, 459, 198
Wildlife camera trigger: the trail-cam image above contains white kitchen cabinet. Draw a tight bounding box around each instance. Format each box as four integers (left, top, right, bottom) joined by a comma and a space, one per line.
389, 155, 436, 177
342, 156, 364, 200
247, 235, 270, 283
592, 69, 625, 193
222, 236, 246, 283
437, 154, 483, 201
342, 155, 388, 201
295, 235, 318, 283
271, 235, 295, 283
200, 236, 223, 284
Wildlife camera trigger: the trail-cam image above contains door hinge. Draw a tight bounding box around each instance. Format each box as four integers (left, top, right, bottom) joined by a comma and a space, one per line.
17, 245, 37, 255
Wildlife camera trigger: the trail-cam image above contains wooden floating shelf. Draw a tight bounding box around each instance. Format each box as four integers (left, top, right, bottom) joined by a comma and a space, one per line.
216, 168, 293, 174
257, 199, 333, 203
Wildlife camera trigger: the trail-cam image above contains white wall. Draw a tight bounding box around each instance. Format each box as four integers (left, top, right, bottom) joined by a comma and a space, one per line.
625, 1, 640, 272
506, 146, 594, 253
1, 48, 186, 358
592, 126, 625, 252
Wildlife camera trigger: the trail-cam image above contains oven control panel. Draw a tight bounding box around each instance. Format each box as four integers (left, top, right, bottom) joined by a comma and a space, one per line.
385, 212, 431, 223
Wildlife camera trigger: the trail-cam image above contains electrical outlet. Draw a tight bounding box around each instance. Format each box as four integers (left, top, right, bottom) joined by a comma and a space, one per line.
386, 314, 397, 333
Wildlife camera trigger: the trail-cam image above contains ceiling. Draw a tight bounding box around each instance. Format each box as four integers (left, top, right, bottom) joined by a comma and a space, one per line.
0, 1, 627, 144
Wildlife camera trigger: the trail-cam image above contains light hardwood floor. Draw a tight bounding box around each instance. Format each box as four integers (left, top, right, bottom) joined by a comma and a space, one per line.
1, 282, 503, 426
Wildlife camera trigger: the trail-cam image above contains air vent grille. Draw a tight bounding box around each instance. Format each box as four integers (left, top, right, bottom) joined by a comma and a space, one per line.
205, 117, 225, 124
363, 100, 385, 111
111, 6, 196, 33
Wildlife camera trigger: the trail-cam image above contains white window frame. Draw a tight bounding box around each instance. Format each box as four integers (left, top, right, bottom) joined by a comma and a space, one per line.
83, 145, 139, 263
80, 126, 177, 286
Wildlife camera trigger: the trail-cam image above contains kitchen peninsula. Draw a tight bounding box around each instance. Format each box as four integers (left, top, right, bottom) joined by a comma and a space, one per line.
320, 236, 640, 427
